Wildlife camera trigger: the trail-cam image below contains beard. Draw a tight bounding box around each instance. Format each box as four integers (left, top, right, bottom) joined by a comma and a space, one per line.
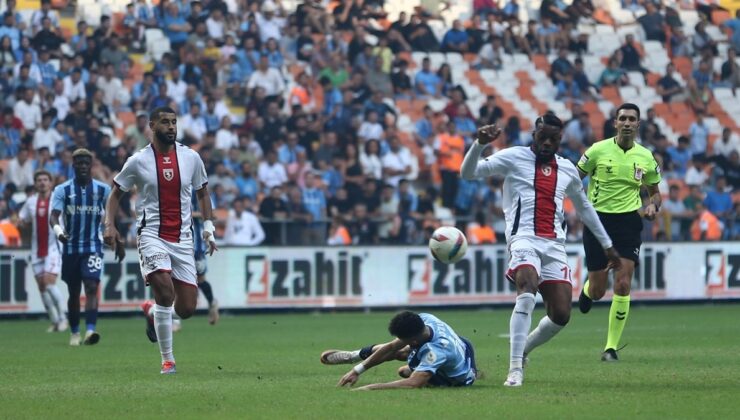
156, 130, 176, 144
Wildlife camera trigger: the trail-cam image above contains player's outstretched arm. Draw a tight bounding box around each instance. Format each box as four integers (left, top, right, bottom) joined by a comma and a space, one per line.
49, 210, 68, 243
338, 339, 406, 387
567, 184, 622, 271
196, 185, 218, 255
460, 124, 503, 180
104, 185, 126, 262
353, 371, 433, 391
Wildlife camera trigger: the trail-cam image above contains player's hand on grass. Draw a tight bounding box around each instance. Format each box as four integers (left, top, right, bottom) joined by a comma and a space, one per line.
605, 247, 622, 271
476, 124, 502, 145
338, 370, 359, 387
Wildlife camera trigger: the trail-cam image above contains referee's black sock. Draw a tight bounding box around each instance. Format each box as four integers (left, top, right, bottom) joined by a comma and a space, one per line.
199, 281, 214, 306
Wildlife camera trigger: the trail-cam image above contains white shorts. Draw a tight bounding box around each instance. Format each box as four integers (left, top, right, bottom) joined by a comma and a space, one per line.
138, 236, 197, 287
506, 236, 573, 286
32, 253, 61, 277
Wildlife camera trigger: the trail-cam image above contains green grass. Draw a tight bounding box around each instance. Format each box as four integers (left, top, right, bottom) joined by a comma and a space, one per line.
1, 305, 739, 419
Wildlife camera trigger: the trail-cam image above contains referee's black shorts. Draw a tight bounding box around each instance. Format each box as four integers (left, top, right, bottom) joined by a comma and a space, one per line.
583, 211, 642, 271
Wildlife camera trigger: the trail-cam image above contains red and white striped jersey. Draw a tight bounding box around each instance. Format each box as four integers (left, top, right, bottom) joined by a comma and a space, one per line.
114, 143, 208, 243
18, 194, 59, 261
466, 146, 585, 243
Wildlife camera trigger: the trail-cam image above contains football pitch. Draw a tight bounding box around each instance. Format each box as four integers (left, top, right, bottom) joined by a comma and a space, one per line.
1, 305, 738, 419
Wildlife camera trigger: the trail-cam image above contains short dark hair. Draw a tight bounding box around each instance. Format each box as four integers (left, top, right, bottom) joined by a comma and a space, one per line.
616, 102, 641, 120
150, 106, 176, 121
535, 112, 563, 129
388, 311, 425, 339
33, 170, 52, 181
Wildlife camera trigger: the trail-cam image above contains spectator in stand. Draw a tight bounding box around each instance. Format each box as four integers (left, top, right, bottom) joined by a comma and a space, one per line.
366, 56, 393, 98
62, 68, 86, 103
404, 12, 440, 52
685, 157, 709, 187
415, 57, 442, 98
638, 2, 667, 44
278, 132, 306, 165
258, 149, 288, 191
350, 202, 378, 244
443, 87, 472, 120
620, 34, 648, 79
467, 211, 496, 244
478, 94, 504, 126
360, 139, 383, 180
713, 128, 740, 163
550, 47, 573, 84
414, 105, 435, 146
662, 184, 690, 240
358, 110, 384, 142
656, 63, 688, 103
688, 59, 714, 112
259, 185, 289, 245
435, 121, 464, 209
32, 111, 62, 156
391, 59, 414, 99
562, 112, 594, 147
327, 215, 352, 245
382, 135, 414, 188
436, 63, 454, 97
540, 0, 570, 25
301, 172, 327, 244
247, 54, 285, 102
689, 110, 709, 161
454, 104, 477, 145
14, 87, 41, 131
536, 15, 560, 53
670, 27, 691, 57
236, 162, 259, 201
572, 58, 596, 100
179, 103, 207, 143
667, 136, 692, 179
719, 151, 740, 190
720, 48, 740, 90
690, 201, 722, 241
0, 107, 22, 159
597, 58, 628, 88
162, 2, 191, 52
7, 147, 34, 190
224, 196, 265, 246
555, 70, 581, 102
30, 0, 59, 35
477, 36, 504, 70
703, 176, 734, 236
692, 22, 718, 57
441, 19, 470, 53
722, 10, 740, 54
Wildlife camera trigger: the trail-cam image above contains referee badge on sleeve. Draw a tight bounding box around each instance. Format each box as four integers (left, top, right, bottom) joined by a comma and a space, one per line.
634, 166, 644, 181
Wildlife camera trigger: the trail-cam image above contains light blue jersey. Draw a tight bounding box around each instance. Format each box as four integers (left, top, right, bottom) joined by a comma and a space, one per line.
409, 313, 477, 386
51, 179, 110, 255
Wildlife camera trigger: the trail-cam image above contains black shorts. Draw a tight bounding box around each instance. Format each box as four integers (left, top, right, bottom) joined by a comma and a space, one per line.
583, 211, 642, 271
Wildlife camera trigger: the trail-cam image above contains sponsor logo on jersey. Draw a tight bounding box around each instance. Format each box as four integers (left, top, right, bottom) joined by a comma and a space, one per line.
163, 156, 171, 164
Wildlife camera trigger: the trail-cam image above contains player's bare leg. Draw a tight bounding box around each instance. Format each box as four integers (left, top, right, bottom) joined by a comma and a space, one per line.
64, 276, 82, 346
82, 278, 101, 345
581, 259, 635, 361
149, 271, 178, 374
524, 282, 571, 363
321, 343, 410, 365
505, 267, 539, 387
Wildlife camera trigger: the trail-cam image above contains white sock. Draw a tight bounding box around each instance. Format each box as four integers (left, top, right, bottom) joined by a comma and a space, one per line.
47, 285, 66, 321
509, 293, 536, 371
524, 316, 564, 355
154, 304, 175, 363
41, 290, 59, 323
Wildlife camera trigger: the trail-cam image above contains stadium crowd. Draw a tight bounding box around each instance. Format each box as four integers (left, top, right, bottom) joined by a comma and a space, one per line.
0, 0, 738, 248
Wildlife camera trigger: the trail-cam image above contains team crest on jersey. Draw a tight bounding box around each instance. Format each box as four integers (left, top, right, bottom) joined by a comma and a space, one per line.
541, 165, 552, 176
426, 350, 436, 364
163, 168, 174, 181
38, 207, 46, 217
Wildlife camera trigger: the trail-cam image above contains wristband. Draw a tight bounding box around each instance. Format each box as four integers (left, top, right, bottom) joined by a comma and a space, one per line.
203, 220, 215, 236
53, 225, 65, 237
353, 363, 366, 375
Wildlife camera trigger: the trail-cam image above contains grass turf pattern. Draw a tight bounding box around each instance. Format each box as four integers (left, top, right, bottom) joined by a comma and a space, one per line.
0, 305, 738, 419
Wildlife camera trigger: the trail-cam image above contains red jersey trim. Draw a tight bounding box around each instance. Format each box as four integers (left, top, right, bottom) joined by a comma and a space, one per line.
533, 158, 558, 238
153, 147, 182, 243
36, 195, 50, 258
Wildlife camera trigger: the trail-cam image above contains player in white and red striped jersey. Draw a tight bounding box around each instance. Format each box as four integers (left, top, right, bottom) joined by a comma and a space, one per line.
460, 114, 622, 387
18, 170, 68, 332
103, 106, 218, 375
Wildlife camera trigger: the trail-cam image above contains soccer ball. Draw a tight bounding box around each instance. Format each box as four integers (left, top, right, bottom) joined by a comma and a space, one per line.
429, 226, 468, 264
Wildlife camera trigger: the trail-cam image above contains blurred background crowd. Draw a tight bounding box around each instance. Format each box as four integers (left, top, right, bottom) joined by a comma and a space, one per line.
0, 0, 738, 248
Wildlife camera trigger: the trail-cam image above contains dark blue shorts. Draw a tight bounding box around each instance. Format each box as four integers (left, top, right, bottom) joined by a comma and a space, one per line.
61, 253, 103, 283
408, 336, 477, 387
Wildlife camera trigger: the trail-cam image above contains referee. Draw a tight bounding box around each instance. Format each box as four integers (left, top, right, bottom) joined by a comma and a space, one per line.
576, 103, 662, 362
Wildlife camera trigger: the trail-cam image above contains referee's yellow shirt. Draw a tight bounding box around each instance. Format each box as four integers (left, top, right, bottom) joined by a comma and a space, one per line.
577, 138, 662, 214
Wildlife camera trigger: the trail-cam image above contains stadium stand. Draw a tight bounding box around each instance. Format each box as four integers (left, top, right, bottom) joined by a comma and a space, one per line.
0, 0, 738, 248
